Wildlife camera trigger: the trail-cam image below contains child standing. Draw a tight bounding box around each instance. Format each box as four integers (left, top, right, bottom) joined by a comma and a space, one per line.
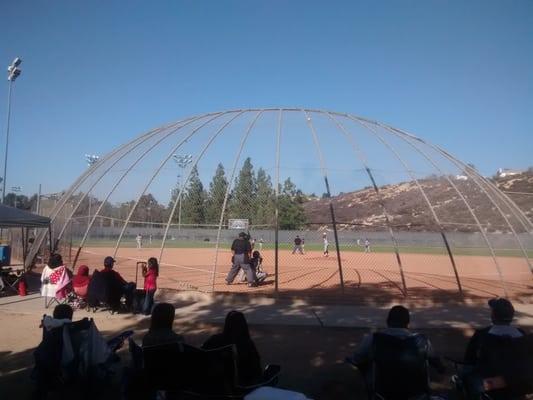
142, 257, 159, 315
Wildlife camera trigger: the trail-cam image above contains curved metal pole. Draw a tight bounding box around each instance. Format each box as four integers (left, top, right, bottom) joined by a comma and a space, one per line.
326, 113, 409, 295
25, 117, 195, 269
58, 116, 201, 247
113, 112, 231, 257
209, 111, 262, 291
274, 109, 282, 293
439, 147, 533, 234
302, 110, 345, 294
381, 124, 533, 233
157, 111, 245, 267
475, 177, 533, 232
354, 120, 465, 296
71, 117, 204, 268
365, 121, 509, 295
385, 126, 533, 275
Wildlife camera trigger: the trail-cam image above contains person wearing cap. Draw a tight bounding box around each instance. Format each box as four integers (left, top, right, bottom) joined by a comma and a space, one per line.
457, 298, 525, 399
100, 256, 135, 310
464, 298, 525, 364
226, 232, 257, 287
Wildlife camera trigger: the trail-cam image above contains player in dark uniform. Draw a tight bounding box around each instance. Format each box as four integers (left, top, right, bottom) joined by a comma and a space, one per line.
292, 235, 304, 254
225, 232, 257, 287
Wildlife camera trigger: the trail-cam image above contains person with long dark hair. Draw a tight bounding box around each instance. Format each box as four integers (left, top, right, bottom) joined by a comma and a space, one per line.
142, 257, 159, 315
202, 311, 262, 385
142, 303, 184, 347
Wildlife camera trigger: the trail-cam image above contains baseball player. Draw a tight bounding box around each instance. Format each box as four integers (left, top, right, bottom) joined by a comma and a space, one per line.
292, 235, 304, 255
136, 234, 143, 250
364, 238, 371, 253
323, 232, 329, 257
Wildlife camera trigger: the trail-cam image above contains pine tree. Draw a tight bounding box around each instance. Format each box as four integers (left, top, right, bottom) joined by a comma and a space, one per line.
278, 178, 307, 229
229, 157, 256, 222
205, 163, 228, 224
254, 168, 275, 226
180, 166, 206, 225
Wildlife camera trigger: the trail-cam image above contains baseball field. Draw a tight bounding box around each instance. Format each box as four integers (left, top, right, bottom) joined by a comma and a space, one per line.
69, 241, 533, 303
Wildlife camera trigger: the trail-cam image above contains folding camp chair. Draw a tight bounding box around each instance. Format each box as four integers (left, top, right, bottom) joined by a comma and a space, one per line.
371, 332, 432, 400
450, 333, 533, 400
182, 343, 281, 399
0, 266, 24, 294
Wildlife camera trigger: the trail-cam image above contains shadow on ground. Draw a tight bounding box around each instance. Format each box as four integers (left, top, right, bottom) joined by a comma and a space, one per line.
1, 274, 531, 399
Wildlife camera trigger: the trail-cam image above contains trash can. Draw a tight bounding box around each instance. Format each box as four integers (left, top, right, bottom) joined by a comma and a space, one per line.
0, 245, 11, 267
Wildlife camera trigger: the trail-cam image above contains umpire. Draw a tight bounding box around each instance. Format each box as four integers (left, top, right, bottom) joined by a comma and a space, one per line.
225, 232, 257, 287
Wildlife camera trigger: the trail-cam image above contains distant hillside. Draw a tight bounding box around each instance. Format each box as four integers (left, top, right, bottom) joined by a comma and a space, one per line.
303, 170, 533, 233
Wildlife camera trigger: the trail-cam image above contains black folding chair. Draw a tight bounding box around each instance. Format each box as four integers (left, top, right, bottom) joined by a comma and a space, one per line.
142, 341, 186, 396
450, 333, 533, 400
0, 266, 24, 294
181, 343, 281, 399
86, 270, 120, 314
371, 332, 431, 400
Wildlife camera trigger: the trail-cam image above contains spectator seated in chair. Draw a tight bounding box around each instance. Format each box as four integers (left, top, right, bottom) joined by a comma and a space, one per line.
455, 298, 528, 400
88, 256, 135, 312
347, 305, 444, 399
72, 265, 91, 301
33, 304, 133, 399
142, 302, 184, 347
202, 310, 263, 386
40, 253, 72, 306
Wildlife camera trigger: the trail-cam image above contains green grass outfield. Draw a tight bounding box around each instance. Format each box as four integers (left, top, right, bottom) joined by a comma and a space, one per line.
69, 239, 533, 258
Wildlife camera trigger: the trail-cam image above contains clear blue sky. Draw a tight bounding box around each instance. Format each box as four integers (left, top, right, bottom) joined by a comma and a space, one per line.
1, 0, 532, 200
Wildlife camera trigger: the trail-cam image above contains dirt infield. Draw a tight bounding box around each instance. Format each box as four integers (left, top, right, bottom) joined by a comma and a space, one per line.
73, 246, 533, 303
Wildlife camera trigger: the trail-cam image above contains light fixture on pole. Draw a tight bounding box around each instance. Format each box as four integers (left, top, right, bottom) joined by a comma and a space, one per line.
84, 154, 99, 228
147, 199, 154, 244
2, 57, 22, 204
172, 154, 193, 232
11, 185, 21, 208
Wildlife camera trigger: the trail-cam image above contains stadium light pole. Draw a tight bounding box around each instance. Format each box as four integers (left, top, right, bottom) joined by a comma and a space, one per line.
84, 154, 99, 229
3, 57, 22, 204
11, 185, 21, 208
147, 199, 153, 244
172, 154, 192, 232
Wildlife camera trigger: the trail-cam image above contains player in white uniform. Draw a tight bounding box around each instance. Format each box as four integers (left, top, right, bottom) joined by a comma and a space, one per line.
364, 238, 370, 253
323, 233, 329, 257
136, 234, 143, 250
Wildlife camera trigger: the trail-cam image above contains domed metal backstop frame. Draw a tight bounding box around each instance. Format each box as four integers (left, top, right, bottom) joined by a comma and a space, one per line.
26, 109, 533, 299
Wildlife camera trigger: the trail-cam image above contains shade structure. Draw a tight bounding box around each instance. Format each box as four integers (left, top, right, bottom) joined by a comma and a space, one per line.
0, 204, 50, 228
27, 109, 533, 302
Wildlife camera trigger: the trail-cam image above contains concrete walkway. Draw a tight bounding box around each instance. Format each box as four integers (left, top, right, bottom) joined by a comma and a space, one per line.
2, 289, 533, 329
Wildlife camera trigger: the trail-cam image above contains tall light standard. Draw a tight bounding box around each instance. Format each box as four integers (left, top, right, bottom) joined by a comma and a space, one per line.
147, 199, 153, 244
84, 154, 99, 228
2, 57, 22, 204
172, 154, 192, 232
11, 185, 21, 208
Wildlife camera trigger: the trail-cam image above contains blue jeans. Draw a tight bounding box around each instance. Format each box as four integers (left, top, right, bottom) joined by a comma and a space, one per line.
143, 289, 155, 315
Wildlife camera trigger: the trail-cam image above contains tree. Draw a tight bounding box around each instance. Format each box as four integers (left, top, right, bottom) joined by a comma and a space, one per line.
229, 158, 256, 222
278, 178, 307, 229
254, 168, 275, 226
205, 163, 228, 224
180, 166, 206, 225
4, 193, 31, 210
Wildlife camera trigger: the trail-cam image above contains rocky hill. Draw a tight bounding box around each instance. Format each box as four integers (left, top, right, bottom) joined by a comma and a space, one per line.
303, 170, 533, 233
